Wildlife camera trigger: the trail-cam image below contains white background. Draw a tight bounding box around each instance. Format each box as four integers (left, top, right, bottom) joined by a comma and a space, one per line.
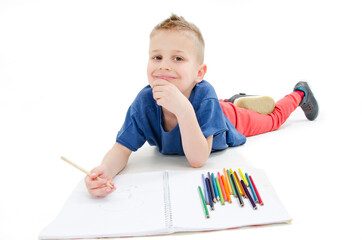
1, 0, 361, 239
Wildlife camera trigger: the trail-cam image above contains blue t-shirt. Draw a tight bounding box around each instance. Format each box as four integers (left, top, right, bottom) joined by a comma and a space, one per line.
116, 80, 246, 155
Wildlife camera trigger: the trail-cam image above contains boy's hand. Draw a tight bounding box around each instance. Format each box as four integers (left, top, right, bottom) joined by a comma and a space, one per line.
85, 165, 116, 197
151, 79, 189, 116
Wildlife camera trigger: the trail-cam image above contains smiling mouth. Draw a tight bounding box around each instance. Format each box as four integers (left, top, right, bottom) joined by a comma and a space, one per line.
154, 75, 177, 81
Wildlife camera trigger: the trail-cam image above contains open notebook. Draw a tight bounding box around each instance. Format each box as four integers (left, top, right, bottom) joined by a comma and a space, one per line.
39, 169, 291, 239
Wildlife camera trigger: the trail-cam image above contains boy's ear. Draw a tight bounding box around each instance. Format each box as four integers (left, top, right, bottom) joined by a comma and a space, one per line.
196, 64, 207, 83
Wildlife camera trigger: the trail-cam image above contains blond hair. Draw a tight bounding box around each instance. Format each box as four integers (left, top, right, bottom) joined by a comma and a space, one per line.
150, 14, 205, 63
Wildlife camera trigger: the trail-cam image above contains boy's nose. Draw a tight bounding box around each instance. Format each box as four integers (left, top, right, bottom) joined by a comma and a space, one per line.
159, 60, 172, 71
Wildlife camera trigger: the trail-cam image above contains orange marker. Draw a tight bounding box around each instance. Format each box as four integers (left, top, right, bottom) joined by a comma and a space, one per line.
221, 175, 232, 203
223, 168, 233, 195
217, 172, 227, 202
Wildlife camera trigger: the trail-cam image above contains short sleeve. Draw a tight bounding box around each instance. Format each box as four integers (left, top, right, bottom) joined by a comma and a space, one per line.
195, 98, 228, 139
116, 106, 146, 151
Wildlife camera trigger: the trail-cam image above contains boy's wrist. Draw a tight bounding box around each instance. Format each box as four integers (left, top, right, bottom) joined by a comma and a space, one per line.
175, 99, 194, 123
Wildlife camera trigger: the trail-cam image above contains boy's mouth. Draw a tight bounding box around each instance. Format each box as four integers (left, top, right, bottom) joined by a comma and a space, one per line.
154, 74, 177, 81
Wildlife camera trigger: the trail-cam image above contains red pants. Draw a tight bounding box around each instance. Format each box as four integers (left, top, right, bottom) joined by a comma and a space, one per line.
219, 92, 302, 137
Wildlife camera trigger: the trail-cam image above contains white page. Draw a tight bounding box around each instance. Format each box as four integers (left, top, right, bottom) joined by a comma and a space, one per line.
40, 171, 167, 239
168, 169, 291, 232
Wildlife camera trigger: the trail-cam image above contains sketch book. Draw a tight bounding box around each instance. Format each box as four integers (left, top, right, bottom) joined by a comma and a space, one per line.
39, 169, 291, 239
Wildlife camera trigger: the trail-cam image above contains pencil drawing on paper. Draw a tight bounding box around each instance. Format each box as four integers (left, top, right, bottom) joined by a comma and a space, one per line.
95, 185, 144, 212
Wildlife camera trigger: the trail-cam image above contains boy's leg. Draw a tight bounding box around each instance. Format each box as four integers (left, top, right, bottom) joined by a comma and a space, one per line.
235, 96, 275, 115
220, 92, 302, 137
224, 93, 276, 115
220, 81, 318, 137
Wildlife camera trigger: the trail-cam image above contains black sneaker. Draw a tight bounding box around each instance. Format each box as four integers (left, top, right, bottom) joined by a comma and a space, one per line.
294, 81, 319, 121
226, 93, 275, 115
226, 93, 247, 103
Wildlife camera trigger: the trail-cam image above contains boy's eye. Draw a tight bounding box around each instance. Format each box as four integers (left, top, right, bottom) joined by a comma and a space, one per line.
153, 56, 162, 60
173, 56, 183, 61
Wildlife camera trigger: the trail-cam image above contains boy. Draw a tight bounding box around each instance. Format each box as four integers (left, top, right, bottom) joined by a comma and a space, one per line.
85, 14, 318, 197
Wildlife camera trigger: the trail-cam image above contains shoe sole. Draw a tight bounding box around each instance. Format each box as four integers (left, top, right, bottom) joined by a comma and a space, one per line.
235, 96, 275, 114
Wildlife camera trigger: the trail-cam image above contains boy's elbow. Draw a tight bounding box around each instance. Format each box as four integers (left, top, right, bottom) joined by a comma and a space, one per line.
189, 158, 207, 168
190, 162, 205, 168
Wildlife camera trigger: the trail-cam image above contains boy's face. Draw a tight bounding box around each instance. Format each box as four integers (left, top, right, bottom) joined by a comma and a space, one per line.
147, 30, 206, 99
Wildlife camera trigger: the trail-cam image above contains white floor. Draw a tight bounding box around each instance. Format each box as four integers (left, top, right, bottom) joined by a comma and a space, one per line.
1, 1, 361, 239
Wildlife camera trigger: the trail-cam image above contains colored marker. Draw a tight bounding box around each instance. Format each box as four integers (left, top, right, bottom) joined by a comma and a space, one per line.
230, 172, 244, 207
202, 174, 209, 205
215, 177, 225, 205
198, 186, 210, 218
207, 172, 216, 202
223, 168, 233, 195
240, 179, 257, 210
227, 169, 236, 197
205, 177, 214, 210
250, 175, 264, 206
231, 169, 242, 196
211, 173, 220, 201
238, 168, 249, 187
234, 171, 246, 198
246, 173, 258, 203
221, 175, 232, 203
217, 172, 227, 201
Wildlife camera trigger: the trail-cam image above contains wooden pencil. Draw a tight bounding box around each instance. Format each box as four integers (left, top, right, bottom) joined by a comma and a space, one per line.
202, 174, 209, 205
240, 179, 257, 210
207, 172, 216, 202
246, 173, 258, 203
211, 173, 220, 201
250, 175, 264, 206
215, 177, 225, 205
221, 175, 232, 203
234, 171, 246, 198
198, 186, 210, 218
61, 156, 113, 188
238, 168, 249, 187
223, 168, 233, 195
230, 173, 244, 207
205, 177, 215, 210
217, 172, 227, 202
227, 169, 237, 197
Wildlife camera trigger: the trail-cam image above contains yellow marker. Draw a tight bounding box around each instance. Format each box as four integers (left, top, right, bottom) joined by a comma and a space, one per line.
230, 168, 243, 195
239, 168, 249, 187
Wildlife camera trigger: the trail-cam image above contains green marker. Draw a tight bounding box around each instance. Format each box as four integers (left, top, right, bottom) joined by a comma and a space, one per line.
215, 178, 225, 205
198, 186, 210, 218
227, 169, 237, 197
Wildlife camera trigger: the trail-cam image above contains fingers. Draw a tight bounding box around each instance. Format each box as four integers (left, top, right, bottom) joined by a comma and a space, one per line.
89, 166, 105, 179
85, 176, 116, 197
85, 166, 116, 197
152, 82, 174, 101
150, 79, 170, 88
85, 175, 107, 189
88, 184, 116, 197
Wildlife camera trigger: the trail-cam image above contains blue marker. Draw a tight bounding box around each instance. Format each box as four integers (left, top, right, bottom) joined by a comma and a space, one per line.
246, 173, 258, 203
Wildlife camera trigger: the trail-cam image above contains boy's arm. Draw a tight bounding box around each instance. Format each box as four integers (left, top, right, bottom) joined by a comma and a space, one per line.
85, 142, 132, 197
177, 103, 213, 168
101, 142, 132, 178
151, 79, 213, 167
